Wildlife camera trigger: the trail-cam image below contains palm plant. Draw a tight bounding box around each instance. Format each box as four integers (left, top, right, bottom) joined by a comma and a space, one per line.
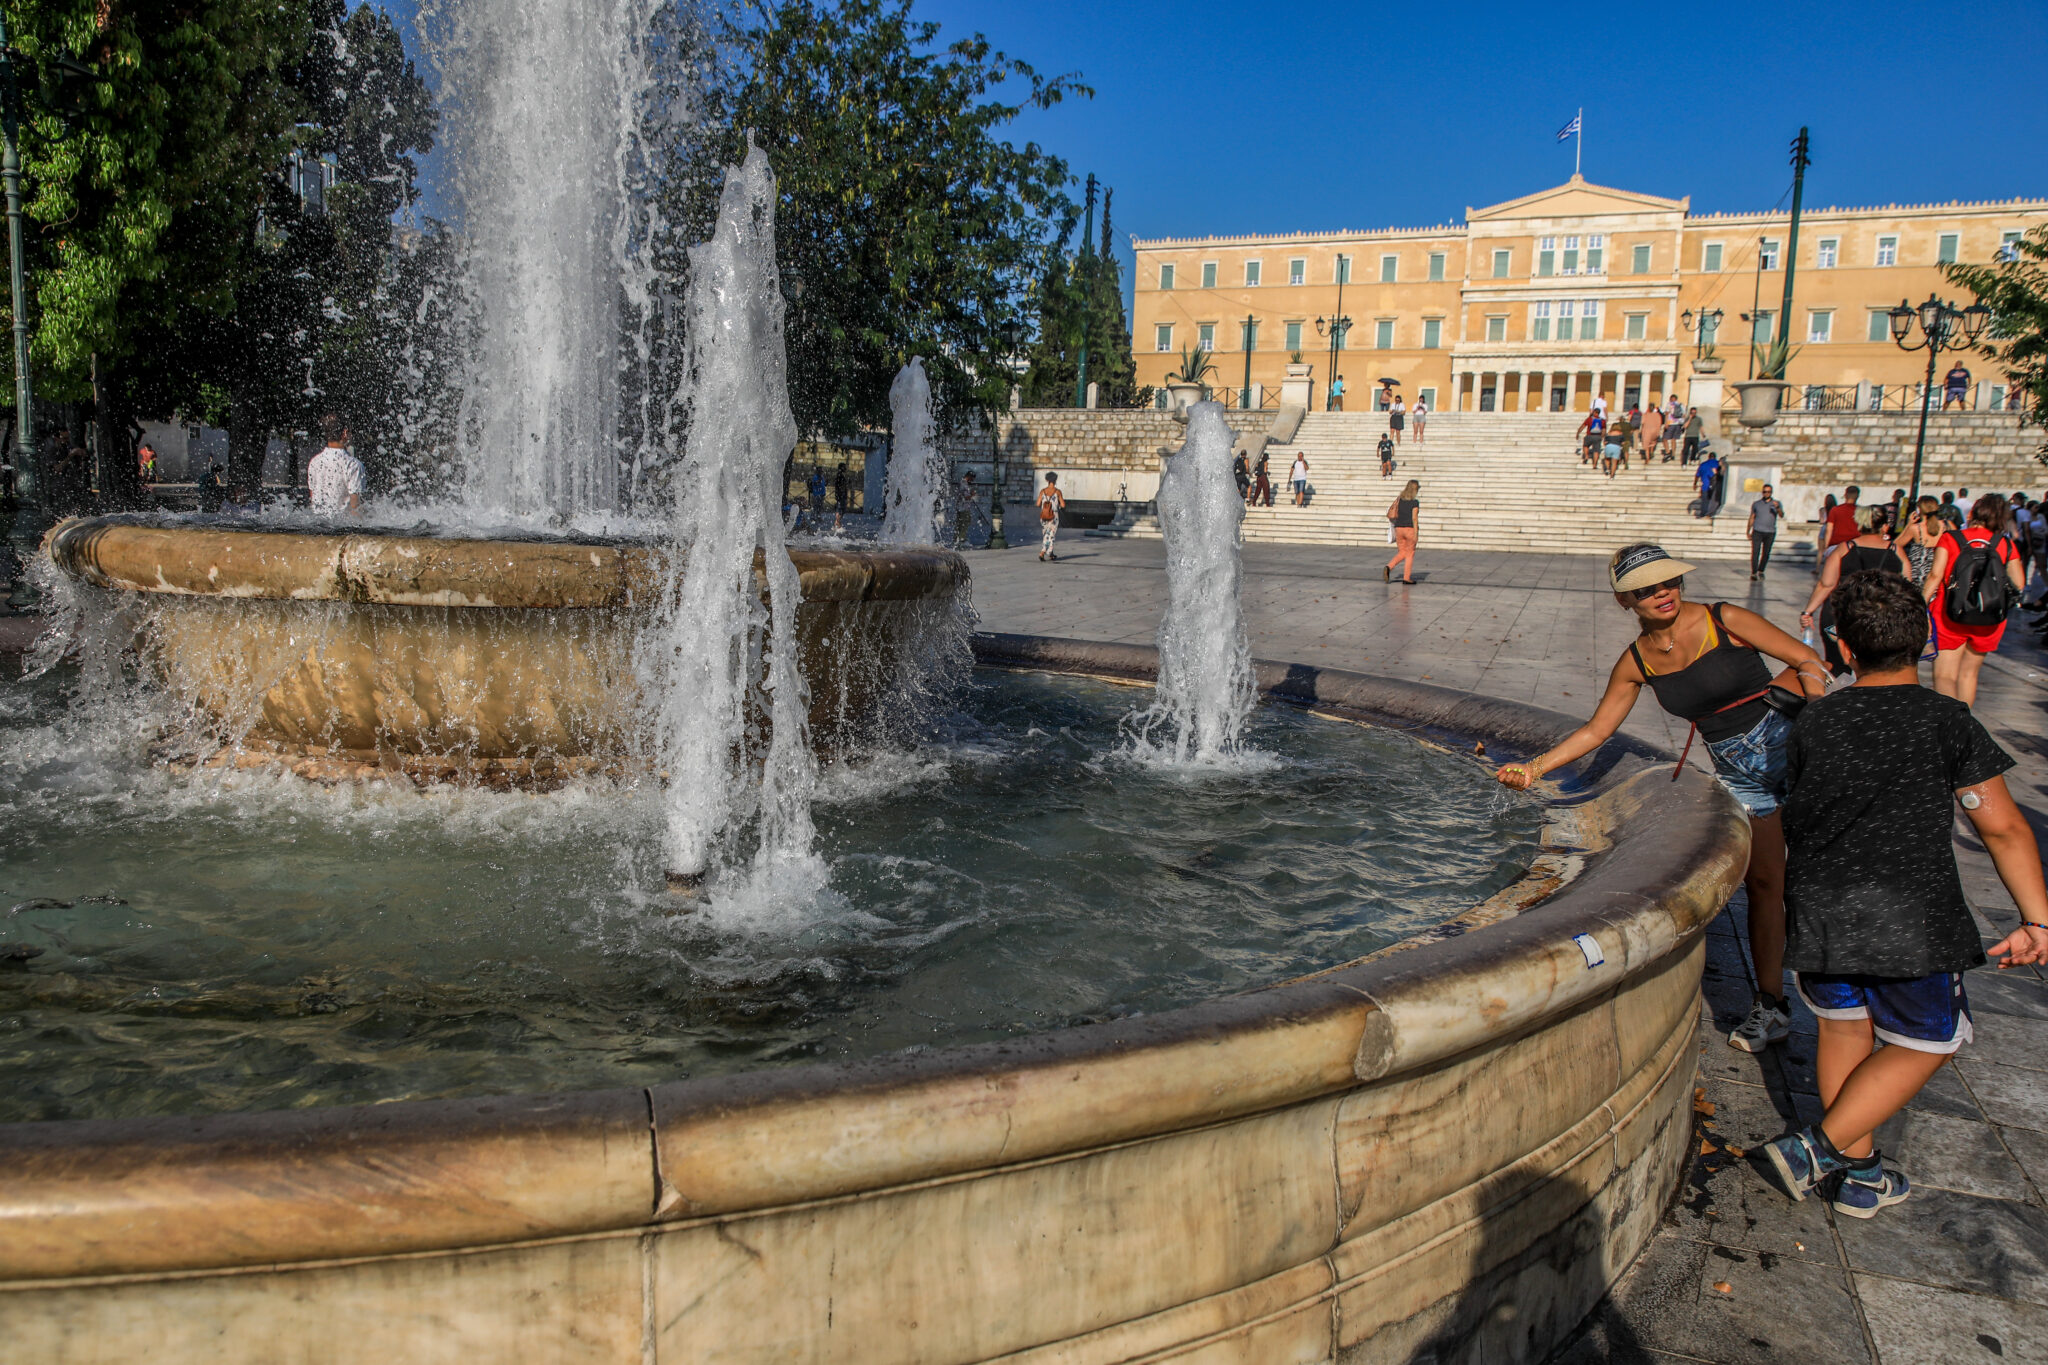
1751, 333, 1803, 381
1167, 344, 1217, 385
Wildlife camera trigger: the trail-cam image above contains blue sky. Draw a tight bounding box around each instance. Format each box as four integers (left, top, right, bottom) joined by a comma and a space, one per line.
379, 0, 2047, 277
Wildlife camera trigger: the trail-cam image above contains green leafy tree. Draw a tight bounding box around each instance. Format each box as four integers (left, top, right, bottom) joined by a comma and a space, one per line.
1019, 188, 1143, 408
1948, 226, 2048, 460
704, 0, 1087, 438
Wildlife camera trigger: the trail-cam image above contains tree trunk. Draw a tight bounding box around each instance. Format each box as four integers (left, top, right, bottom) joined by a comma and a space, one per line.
226, 391, 267, 499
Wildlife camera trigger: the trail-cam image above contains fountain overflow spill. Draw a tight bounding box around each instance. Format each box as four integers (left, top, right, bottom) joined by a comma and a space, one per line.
648, 141, 822, 903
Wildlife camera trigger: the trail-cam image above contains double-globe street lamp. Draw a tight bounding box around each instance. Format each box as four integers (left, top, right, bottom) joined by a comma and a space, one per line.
1887, 294, 1991, 507
1679, 307, 1724, 362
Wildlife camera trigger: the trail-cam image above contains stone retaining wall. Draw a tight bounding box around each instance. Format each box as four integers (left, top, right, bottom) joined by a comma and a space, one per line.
939, 408, 1271, 505
1729, 410, 2046, 492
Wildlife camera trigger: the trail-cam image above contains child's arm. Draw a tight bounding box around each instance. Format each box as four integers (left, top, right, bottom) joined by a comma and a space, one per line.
1960, 775, 2048, 967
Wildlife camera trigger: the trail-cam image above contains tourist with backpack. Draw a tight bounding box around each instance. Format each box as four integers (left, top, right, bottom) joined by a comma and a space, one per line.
1924, 493, 2026, 707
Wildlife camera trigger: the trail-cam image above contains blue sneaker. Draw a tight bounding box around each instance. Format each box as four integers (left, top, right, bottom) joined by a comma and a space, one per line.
1762, 1127, 1847, 1202
1830, 1163, 1910, 1219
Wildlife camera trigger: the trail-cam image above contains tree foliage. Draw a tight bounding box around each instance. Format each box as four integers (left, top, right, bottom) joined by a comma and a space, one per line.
1948, 226, 2048, 460
1020, 187, 1142, 408
704, 0, 1087, 437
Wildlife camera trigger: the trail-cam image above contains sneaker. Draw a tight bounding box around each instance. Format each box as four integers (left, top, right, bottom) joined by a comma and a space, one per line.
1829, 1162, 1910, 1219
1728, 993, 1791, 1052
1762, 1127, 1848, 1202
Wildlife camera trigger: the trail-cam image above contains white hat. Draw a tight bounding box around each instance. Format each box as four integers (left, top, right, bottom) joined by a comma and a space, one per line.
1610, 544, 1698, 594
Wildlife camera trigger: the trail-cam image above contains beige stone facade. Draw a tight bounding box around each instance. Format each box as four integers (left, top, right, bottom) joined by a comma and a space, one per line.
1132, 177, 2048, 416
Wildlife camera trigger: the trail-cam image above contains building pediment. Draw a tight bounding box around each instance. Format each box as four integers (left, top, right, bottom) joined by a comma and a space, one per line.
1469, 175, 1688, 222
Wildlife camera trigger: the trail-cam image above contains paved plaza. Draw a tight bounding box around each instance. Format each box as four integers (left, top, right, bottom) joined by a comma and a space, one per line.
976, 535, 2048, 1365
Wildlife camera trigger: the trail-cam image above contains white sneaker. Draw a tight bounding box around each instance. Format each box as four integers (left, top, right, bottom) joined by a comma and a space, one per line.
1729, 993, 1791, 1052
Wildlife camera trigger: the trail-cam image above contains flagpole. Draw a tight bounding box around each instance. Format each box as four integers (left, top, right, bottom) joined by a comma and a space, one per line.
1575, 108, 1583, 177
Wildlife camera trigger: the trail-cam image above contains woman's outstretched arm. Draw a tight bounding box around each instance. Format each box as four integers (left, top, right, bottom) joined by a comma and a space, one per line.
1498, 651, 1642, 788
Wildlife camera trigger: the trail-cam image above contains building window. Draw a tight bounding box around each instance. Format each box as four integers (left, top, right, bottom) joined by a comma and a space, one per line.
1159, 263, 1175, 290
1288, 257, 1305, 285
1759, 239, 1779, 271
1702, 241, 1724, 272
1335, 254, 1351, 284
1422, 317, 1442, 348
1201, 262, 1217, 290
1816, 237, 1838, 268
1198, 322, 1216, 350
1867, 310, 1890, 342
1938, 232, 1959, 265
1375, 319, 1395, 349
1625, 312, 1647, 341
1155, 323, 1173, 352
1556, 299, 1574, 341
1538, 237, 1556, 276
1990, 384, 2008, 410
1492, 248, 1511, 278
1579, 299, 1600, 340
1875, 235, 1898, 266
1751, 311, 1775, 344
1485, 315, 1507, 343
1244, 260, 1262, 287
1380, 254, 1398, 283
1428, 252, 1446, 282
1562, 235, 1580, 275
1531, 301, 1552, 342
1631, 243, 1651, 274
1807, 310, 1832, 344
1284, 320, 1303, 352
2000, 230, 2024, 262
1586, 235, 1604, 274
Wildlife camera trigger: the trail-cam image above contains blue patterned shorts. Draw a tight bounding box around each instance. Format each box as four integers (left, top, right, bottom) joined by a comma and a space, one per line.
1703, 708, 1794, 819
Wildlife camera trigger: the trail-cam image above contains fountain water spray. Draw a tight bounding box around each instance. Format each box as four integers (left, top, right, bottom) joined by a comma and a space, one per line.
648, 141, 819, 899
881, 359, 945, 544
1125, 402, 1257, 764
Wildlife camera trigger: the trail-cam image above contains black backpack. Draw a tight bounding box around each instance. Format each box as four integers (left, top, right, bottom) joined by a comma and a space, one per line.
1943, 530, 2014, 626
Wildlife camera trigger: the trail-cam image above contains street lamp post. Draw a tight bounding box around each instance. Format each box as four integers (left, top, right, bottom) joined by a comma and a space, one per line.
1239, 314, 1255, 409
1887, 294, 1991, 507
988, 318, 1023, 550
0, 16, 43, 607
1315, 284, 1350, 414
1680, 307, 1724, 361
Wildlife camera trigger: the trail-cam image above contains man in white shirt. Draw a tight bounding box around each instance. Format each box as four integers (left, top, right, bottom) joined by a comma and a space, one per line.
306, 415, 365, 517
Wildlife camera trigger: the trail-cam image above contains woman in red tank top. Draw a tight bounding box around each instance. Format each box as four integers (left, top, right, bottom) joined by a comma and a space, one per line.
1924, 493, 2026, 708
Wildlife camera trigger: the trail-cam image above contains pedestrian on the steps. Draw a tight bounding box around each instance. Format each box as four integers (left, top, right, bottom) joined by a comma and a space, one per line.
1693, 449, 1723, 515
1252, 451, 1273, 507
1760, 569, 2048, 1220
1640, 403, 1665, 464
1330, 375, 1346, 412
1663, 396, 1685, 460
1497, 544, 1829, 1054
1232, 449, 1251, 503
1681, 407, 1703, 464
1378, 433, 1395, 478
1289, 453, 1309, 506
1385, 479, 1420, 583
1411, 397, 1427, 443
1036, 471, 1065, 562
1746, 484, 1786, 579
1389, 396, 1406, 446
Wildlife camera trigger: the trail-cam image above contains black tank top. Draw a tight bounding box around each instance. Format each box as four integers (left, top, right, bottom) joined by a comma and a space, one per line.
1629, 603, 1773, 743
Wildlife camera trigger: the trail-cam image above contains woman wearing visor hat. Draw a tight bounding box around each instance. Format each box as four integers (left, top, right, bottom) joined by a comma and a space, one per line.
1498, 543, 1830, 1053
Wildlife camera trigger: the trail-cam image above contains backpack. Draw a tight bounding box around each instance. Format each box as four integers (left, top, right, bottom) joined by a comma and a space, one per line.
1943, 530, 2013, 626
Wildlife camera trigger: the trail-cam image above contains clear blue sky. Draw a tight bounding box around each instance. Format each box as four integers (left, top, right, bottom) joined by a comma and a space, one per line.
381, 0, 2047, 273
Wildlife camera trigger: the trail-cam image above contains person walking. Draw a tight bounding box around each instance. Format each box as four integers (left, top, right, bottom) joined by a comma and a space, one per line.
1825, 486, 1862, 554
955, 471, 979, 547
1252, 451, 1273, 508
1329, 375, 1346, 412
1924, 493, 2025, 707
1389, 395, 1406, 446
1385, 479, 1420, 583
1036, 471, 1065, 562
1640, 403, 1665, 468
1378, 432, 1396, 478
1232, 449, 1251, 503
1411, 396, 1428, 443
1498, 544, 1829, 1051
1759, 570, 2048, 1219
1681, 406, 1704, 464
1663, 395, 1685, 460
1747, 484, 1785, 579
832, 460, 851, 528
807, 465, 828, 526
1800, 504, 1911, 674
1942, 361, 1972, 410
306, 415, 365, 518
1694, 449, 1723, 516
1896, 495, 1944, 587
1289, 452, 1309, 507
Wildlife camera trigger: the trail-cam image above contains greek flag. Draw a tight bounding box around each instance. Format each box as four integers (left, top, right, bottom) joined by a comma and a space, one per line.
1556, 115, 1581, 142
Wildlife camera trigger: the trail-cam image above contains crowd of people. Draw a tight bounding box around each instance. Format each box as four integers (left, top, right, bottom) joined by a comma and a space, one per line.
1498, 542, 2048, 1224
1575, 395, 1706, 477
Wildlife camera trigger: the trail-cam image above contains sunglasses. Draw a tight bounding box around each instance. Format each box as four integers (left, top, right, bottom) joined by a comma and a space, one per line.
1629, 576, 1685, 601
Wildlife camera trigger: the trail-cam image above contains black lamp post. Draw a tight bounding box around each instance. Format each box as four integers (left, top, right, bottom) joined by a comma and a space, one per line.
1680, 307, 1724, 362
1239, 314, 1257, 410
1888, 294, 1991, 507
988, 317, 1023, 550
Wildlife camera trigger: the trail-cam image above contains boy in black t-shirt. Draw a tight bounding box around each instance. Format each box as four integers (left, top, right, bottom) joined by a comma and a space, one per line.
1763, 571, 2048, 1217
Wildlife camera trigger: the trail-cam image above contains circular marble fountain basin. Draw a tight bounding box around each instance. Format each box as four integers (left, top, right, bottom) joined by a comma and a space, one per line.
0, 635, 1748, 1365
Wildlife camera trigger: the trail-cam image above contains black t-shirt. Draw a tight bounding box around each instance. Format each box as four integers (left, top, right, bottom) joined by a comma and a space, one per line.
1392, 498, 1418, 528
1781, 685, 2014, 976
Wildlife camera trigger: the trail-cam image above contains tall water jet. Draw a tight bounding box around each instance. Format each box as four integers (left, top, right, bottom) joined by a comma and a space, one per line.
420, 0, 664, 518
648, 142, 818, 897
1125, 402, 1256, 763
881, 359, 945, 544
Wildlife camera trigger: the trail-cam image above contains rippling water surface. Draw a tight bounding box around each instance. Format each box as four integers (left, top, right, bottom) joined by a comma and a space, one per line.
0, 668, 1542, 1123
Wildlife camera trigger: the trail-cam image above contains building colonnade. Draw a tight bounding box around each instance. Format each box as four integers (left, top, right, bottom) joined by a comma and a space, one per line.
1449, 366, 1679, 413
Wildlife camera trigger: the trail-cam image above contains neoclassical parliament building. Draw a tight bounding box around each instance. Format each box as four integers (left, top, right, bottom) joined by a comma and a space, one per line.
1130, 177, 2046, 415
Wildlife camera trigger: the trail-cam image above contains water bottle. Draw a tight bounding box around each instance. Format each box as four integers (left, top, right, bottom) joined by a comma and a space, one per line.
1802, 624, 1815, 648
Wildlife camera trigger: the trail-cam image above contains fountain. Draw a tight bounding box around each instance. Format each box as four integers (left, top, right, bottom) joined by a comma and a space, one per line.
881, 357, 946, 545
0, 0, 1752, 1357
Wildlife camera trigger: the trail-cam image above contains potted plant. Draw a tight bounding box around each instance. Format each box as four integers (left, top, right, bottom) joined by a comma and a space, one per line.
1165, 345, 1216, 412
1732, 337, 1800, 428
1692, 342, 1724, 376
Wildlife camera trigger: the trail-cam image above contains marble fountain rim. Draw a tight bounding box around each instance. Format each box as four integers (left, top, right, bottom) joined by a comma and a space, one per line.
0, 630, 1749, 1284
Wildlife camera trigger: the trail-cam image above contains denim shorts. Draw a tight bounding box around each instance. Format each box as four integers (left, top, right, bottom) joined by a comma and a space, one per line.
1703, 708, 1794, 818
1796, 971, 1973, 1054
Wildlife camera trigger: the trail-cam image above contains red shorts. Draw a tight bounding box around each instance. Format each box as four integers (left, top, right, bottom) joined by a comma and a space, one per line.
1932, 610, 2005, 654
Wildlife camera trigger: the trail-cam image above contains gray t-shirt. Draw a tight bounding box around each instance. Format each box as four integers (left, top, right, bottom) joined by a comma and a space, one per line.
1749, 497, 1781, 534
